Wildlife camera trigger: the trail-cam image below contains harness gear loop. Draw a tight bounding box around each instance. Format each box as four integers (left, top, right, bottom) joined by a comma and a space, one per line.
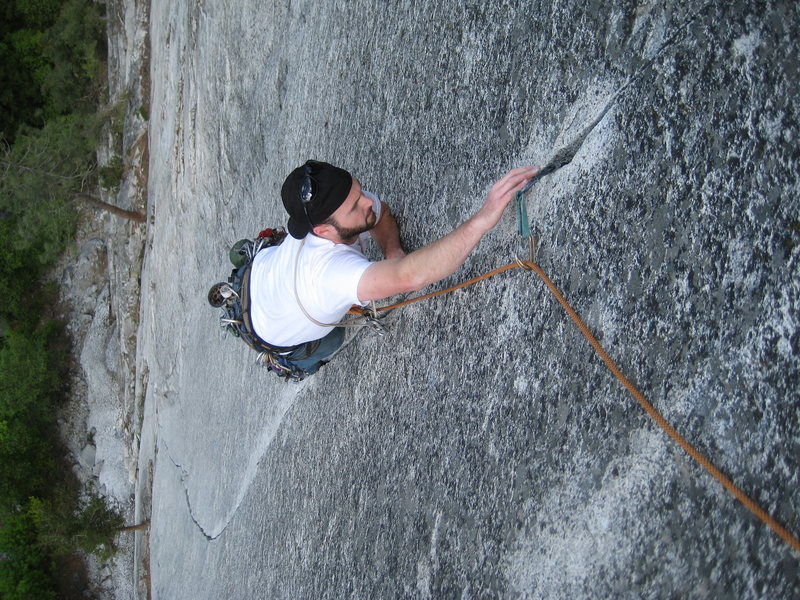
256, 351, 304, 382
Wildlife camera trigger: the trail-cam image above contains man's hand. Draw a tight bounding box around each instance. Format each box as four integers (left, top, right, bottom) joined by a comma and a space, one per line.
471, 165, 541, 233
369, 201, 406, 259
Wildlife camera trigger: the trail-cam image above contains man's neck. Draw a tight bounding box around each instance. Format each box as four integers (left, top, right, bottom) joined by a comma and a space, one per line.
311, 229, 356, 246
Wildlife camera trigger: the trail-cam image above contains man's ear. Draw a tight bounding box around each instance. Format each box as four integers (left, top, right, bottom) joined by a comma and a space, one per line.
311, 223, 338, 242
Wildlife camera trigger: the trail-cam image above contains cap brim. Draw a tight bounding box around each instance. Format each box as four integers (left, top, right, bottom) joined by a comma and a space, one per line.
287, 216, 309, 239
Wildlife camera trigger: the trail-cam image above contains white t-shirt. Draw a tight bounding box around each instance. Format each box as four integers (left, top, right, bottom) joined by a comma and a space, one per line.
249, 193, 381, 346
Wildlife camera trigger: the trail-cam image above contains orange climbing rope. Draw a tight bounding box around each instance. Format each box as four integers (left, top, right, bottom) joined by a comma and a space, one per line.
353, 258, 800, 554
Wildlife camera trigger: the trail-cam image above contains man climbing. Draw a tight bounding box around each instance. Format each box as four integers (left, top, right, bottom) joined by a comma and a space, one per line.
246, 159, 539, 377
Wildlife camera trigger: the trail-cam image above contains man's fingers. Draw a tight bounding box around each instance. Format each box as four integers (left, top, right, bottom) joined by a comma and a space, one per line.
492, 166, 541, 197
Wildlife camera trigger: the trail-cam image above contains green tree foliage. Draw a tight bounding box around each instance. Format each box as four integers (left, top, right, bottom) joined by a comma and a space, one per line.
14, 0, 65, 30
0, 0, 105, 140
28, 487, 125, 561
0, 35, 45, 138
40, 0, 106, 116
0, 509, 56, 600
0, 0, 60, 139
0, 2, 125, 596
8, 28, 49, 88
0, 113, 99, 321
0, 328, 59, 508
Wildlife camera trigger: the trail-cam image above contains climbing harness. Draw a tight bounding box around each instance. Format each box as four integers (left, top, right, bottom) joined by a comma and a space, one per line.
209, 228, 316, 382
209, 226, 390, 381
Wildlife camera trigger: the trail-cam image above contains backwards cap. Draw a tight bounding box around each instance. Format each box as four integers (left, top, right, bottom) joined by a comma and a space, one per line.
281, 160, 353, 239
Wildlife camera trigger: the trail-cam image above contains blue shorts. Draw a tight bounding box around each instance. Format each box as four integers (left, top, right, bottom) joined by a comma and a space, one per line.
282, 327, 345, 376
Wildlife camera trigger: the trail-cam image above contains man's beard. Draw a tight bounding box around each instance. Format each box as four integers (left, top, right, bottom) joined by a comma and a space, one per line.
330, 209, 377, 241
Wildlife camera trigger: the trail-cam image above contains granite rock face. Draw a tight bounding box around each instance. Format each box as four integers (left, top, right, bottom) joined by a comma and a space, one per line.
138, 1, 798, 598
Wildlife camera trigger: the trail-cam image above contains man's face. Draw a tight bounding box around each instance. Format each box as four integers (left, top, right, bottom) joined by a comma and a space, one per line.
325, 178, 377, 242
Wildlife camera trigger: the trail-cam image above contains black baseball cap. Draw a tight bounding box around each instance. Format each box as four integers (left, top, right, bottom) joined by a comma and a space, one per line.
281, 160, 353, 239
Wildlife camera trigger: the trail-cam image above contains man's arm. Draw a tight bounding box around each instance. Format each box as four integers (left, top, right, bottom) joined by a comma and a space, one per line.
357, 166, 539, 302
369, 201, 406, 260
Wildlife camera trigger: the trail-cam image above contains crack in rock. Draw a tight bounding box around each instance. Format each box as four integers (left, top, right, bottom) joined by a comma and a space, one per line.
542, 1, 716, 176
161, 438, 217, 541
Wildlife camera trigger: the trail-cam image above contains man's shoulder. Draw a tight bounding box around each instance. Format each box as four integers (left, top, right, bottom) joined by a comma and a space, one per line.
254, 234, 370, 277
307, 234, 366, 258
308, 238, 372, 281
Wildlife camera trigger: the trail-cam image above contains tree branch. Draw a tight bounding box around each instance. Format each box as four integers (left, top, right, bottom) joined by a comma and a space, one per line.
73, 193, 146, 223
116, 520, 150, 533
